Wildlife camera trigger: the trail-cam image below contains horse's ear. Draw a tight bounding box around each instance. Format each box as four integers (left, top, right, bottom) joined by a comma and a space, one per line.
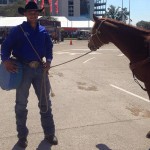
93, 14, 99, 22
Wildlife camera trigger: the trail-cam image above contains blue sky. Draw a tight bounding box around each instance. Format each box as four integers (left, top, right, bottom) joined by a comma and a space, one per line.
106, 0, 150, 25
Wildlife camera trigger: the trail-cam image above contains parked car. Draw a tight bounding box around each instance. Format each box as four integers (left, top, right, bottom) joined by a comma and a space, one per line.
76, 29, 91, 40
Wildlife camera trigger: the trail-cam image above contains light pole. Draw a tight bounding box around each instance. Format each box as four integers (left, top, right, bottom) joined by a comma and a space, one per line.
122, 0, 124, 22
129, 0, 131, 24
122, 0, 124, 10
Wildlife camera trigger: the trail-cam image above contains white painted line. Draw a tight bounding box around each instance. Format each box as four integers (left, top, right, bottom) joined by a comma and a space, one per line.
118, 54, 124, 56
99, 48, 118, 51
71, 49, 89, 51
54, 51, 101, 55
71, 48, 118, 51
54, 43, 67, 45
110, 84, 149, 103
54, 52, 85, 55
83, 57, 95, 63
89, 52, 101, 55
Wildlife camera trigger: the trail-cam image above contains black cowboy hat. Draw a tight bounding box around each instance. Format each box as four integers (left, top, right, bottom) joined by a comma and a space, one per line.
18, 1, 44, 15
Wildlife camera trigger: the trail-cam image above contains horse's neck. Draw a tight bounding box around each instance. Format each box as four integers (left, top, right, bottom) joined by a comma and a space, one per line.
104, 23, 130, 55
104, 21, 147, 62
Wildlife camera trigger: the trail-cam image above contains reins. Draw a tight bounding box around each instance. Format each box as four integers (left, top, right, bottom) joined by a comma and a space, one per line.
129, 43, 150, 91
132, 74, 147, 91
130, 57, 150, 91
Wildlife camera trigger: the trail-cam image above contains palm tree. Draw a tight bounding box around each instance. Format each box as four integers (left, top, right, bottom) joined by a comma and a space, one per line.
117, 7, 130, 22
136, 21, 150, 30
105, 5, 120, 19
106, 5, 129, 23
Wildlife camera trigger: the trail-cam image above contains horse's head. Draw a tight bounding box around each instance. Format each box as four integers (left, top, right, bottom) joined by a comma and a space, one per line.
88, 15, 109, 51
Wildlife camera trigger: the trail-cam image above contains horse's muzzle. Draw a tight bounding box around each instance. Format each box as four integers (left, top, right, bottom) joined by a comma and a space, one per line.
88, 42, 98, 51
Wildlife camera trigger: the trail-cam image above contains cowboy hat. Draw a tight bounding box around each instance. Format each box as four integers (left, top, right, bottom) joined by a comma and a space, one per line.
18, 1, 44, 15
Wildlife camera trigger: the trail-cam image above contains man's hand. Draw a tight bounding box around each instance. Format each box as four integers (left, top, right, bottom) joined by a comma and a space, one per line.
3, 60, 18, 73
43, 61, 51, 73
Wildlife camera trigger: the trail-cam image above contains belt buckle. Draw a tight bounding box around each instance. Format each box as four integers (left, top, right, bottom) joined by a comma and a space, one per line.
29, 61, 39, 68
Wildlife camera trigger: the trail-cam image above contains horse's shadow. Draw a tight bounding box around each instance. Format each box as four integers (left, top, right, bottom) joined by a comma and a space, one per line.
96, 144, 112, 150
11, 140, 51, 150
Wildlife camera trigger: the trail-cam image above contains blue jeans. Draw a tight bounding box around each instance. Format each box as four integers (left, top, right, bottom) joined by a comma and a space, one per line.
15, 64, 55, 138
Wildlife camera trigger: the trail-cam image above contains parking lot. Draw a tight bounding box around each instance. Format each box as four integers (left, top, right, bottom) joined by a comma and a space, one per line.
0, 40, 150, 150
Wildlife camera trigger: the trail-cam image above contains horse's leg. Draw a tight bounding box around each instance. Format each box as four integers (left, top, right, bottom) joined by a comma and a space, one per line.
144, 82, 150, 138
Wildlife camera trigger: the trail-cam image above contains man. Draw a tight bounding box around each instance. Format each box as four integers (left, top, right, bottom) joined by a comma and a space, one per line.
1, 1, 58, 148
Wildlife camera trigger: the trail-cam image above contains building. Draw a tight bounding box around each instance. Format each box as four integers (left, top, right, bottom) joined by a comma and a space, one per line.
0, 0, 107, 38
0, 0, 107, 19
94, 0, 107, 17
57, 0, 106, 19
0, 0, 16, 5
57, 0, 93, 19
0, 0, 107, 40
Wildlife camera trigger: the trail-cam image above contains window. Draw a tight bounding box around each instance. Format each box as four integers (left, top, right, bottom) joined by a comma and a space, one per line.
44, 0, 48, 4
68, 0, 73, 5
9, 0, 16, 3
0, 0, 7, 4
68, 0, 74, 16
80, 0, 89, 17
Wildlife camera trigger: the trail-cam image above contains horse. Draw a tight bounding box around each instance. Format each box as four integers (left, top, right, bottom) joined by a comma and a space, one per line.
88, 15, 150, 138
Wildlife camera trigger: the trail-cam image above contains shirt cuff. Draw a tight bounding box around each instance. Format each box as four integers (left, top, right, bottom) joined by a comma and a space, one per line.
46, 59, 52, 63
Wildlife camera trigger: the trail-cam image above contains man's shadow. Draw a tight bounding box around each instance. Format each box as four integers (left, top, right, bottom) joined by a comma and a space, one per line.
96, 144, 112, 150
11, 140, 52, 150
36, 140, 52, 150
12, 143, 26, 150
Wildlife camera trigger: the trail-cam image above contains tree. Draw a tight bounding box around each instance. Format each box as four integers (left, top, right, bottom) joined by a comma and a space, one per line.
105, 5, 120, 20
105, 5, 129, 23
136, 21, 150, 30
117, 7, 130, 22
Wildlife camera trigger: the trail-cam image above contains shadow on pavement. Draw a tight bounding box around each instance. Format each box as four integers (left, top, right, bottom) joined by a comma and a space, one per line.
12, 143, 26, 150
36, 140, 52, 150
11, 140, 51, 150
96, 144, 112, 150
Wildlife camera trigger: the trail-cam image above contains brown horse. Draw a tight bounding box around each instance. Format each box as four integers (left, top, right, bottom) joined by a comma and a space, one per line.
88, 15, 150, 138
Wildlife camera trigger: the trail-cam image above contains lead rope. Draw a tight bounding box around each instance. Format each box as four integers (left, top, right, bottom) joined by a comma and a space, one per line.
50, 51, 92, 68
20, 25, 54, 113
39, 51, 92, 113
39, 71, 48, 113
39, 70, 56, 113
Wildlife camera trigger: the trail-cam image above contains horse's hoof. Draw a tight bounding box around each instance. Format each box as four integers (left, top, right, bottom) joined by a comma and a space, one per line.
146, 131, 150, 138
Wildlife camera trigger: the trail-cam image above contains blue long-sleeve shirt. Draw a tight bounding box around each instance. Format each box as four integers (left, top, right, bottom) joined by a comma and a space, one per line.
1, 21, 53, 63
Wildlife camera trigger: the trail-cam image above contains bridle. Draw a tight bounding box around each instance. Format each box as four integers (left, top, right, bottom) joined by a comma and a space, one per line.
89, 19, 106, 50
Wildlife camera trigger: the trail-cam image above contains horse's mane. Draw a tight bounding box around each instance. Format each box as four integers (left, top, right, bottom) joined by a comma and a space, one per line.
100, 18, 150, 36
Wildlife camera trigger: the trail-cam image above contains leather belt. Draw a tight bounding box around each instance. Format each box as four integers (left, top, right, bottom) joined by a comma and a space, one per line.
28, 61, 40, 69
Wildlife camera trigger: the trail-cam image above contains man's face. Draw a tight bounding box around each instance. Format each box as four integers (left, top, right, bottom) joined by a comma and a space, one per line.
24, 10, 39, 23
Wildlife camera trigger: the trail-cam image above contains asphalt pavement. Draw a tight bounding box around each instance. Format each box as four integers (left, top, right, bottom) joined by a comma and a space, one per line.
0, 40, 150, 150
